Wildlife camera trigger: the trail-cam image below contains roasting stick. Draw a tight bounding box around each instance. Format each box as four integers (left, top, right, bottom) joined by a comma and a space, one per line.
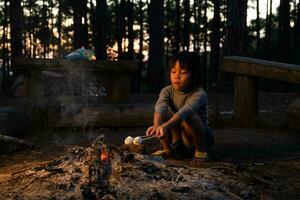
133, 135, 157, 145
141, 135, 156, 141
140, 135, 153, 139
124, 135, 157, 145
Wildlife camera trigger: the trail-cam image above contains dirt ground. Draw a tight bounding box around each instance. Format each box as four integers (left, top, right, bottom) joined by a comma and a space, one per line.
0, 92, 299, 199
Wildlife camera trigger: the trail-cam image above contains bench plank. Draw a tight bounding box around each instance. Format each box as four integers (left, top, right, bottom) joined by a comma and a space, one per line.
13, 58, 137, 73
223, 56, 300, 84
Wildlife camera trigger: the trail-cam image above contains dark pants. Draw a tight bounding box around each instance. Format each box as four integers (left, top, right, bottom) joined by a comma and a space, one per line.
172, 126, 214, 158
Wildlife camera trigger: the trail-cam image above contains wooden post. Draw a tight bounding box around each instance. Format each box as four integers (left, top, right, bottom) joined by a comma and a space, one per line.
233, 75, 258, 127
27, 70, 42, 108
287, 98, 300, 130
105, 73, 131, 103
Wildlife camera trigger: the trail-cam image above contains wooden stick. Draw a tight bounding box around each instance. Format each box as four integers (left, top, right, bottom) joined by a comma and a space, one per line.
141, 135, 156, 141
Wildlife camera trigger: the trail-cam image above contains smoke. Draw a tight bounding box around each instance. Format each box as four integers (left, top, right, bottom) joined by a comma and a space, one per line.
41, 69, 108, 130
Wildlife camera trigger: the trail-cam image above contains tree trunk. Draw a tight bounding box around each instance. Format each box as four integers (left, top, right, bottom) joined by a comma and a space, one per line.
73, 1, 81, 49
115, 0, 120, 59
264, 0, 272, 59
28, 0, 35, 58
197, 0, 202, 53
224, 0, 247, 56
137, 0, 144, 92
192, 2, 198, 53
1, 0, 9, 95
148, 0, 166, 92
203, 0, 208, 89
73, 0, 88, 49
256, 0, 260, 58
10, 0, 23, 60
127, 1, 134, 60
175, 0, 180, 52
90, 0, 97, 56
116, 0, 125, 59
294, 2, 300, 64
57, 0, 62, 58
41, 0, 48, 58
9, 0, 23, 97
165, 0, 171, 54
183, 0, 190, 50
278, 0, 291, 62
95, 0, 108, 59
210, 0, 221, 87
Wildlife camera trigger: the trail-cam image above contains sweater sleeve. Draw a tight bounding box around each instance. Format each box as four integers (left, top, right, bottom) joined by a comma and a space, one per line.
154, 86, 171, 114
176, 89, 207, 120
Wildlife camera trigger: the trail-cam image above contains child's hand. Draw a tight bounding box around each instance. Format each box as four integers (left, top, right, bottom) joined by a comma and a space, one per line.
146, 125, 159, 136
155, 124, 169, 138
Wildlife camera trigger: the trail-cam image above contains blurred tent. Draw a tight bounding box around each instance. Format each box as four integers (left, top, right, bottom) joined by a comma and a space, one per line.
65, 48, 96, 60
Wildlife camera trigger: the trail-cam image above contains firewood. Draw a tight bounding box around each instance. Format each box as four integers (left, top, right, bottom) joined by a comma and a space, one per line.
0, 134, 34, 148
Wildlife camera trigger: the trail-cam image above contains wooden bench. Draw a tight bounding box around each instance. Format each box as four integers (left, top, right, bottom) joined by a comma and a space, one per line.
222, 56, 300, 127
12, 58, 153, 129
13, 58, 137, 104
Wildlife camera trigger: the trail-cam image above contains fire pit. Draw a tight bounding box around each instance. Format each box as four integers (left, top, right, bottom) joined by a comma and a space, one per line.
0, 135, 257, 200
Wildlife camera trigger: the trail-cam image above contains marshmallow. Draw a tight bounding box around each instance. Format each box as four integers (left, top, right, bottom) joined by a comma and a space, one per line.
124, 136, 133, 145
133, 136, 142, 145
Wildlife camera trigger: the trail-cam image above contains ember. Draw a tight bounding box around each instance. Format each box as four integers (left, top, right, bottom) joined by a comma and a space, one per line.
0, 135, 258, 200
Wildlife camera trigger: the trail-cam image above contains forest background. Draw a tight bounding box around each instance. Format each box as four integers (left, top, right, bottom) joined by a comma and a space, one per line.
1, 0, 300, 94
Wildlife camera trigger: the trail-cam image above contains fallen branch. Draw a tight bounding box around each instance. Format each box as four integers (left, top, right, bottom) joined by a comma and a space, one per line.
0, 134, 34, 148
251, 174, 273, 185
11, 161, 51, 176
222, 187, 243, 200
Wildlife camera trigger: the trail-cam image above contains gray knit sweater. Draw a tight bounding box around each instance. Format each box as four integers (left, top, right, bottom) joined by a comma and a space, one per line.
154, 85, 209, 127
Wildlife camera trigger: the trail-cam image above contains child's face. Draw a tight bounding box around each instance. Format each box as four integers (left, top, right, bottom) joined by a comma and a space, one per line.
170, 60, 192, 91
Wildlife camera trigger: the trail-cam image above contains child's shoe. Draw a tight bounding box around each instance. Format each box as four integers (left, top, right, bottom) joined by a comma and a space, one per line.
152, 149, 173, 158
193, 151, 209, 162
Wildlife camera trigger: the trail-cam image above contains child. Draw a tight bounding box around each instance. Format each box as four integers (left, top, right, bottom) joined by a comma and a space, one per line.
146, 51, 214, 161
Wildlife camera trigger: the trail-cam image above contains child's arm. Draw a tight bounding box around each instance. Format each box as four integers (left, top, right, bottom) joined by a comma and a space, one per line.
146, 112, 182, 138
146, 112, 163, 136
146, 86, 171, 136
155, 113, 182, 138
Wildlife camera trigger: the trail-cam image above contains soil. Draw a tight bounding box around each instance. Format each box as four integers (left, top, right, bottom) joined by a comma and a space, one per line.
0, 92, 299, 199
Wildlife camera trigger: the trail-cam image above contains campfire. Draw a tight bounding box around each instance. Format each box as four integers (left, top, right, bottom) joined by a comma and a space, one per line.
0, 134, 256, 200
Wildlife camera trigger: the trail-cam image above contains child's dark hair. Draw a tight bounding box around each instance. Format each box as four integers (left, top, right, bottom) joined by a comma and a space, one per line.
169, 51, 202, 89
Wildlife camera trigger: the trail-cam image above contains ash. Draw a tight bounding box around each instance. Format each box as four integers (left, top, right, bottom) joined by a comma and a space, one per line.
0, 141, 255, 200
